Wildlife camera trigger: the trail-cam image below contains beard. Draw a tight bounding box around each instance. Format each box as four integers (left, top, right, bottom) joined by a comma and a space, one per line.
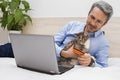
86, 23, 100, 33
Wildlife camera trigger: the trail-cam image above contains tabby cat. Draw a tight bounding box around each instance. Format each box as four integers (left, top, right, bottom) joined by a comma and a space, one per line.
58, 31, 90, 67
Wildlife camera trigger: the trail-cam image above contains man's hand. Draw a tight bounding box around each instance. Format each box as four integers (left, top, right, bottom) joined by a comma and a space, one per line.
77, 53, 92, 66
60, 46, 78, 59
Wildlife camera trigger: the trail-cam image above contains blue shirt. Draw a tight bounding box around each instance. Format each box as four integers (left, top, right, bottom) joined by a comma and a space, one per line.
54, 21, 109, 68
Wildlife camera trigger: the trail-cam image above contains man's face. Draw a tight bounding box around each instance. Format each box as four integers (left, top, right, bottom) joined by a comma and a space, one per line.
86, 7, 107, 32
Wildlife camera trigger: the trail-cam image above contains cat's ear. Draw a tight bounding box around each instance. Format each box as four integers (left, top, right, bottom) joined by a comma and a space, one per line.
83, 30, 88, 36
74, 33, 79, 37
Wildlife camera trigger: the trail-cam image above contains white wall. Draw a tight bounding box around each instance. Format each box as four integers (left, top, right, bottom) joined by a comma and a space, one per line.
1, 0, 120, 44
28, 0, 120, 18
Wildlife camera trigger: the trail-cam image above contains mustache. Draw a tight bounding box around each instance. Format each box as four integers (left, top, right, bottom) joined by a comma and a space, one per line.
88, 23, 96, 29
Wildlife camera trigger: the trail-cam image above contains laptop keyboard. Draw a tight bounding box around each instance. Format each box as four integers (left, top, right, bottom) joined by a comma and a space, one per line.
58, 65, 74, 73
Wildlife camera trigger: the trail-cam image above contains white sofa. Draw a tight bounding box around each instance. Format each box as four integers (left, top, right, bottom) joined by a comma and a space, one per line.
22, 17, 120, 57
0, 17, 120, 80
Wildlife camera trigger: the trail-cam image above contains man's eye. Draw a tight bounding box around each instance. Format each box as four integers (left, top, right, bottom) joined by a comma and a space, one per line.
97, 20, 102, 24
91, 16, 95, 20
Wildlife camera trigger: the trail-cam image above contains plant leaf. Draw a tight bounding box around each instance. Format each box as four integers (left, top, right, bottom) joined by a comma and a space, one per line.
9, 0, 20, 12
0, 17, 2, 23
24, 14, 32, 24
14, 9, 23, 24
20, 17, 26, 26
1, 11, 8, 29
7, 22, 13, 30
1, 1, 8, 12
7, 14, 14, 25
22, 1, 30, 12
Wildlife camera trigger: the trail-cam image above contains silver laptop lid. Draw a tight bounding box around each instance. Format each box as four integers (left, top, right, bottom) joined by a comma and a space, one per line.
10, 33, 59, 74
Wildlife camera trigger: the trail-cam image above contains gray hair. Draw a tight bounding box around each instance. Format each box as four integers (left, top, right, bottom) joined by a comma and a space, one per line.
89, 1, 113, 23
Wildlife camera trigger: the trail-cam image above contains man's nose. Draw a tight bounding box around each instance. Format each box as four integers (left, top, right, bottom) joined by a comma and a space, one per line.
91, 20, 96, 26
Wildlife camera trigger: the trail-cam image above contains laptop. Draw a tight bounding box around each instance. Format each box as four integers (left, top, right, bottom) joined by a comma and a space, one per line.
9, 33, 74, 74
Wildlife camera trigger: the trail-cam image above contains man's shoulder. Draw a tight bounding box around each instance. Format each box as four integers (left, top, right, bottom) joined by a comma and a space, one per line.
66, 21, 86, 29
68, 21, 85, 25
96, 31, 109, 46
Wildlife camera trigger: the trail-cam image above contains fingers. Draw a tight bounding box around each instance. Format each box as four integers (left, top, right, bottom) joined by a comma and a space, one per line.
77, 53, 91, 66
67, 46, 78, 59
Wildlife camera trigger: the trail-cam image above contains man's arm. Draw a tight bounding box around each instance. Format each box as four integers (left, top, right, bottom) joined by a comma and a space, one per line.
60, 46, 78, 59
54, 22, 74, 57
94, 46, 109, 68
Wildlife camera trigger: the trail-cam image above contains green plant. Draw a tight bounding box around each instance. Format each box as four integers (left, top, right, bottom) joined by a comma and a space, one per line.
0, 0, 32, 31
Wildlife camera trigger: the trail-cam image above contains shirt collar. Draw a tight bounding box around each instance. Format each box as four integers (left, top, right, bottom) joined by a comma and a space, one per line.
88, 30, 103, 38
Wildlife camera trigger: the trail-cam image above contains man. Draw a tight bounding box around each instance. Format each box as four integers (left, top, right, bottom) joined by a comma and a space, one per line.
54, 1, 113, 68
0, 43, 14, 58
